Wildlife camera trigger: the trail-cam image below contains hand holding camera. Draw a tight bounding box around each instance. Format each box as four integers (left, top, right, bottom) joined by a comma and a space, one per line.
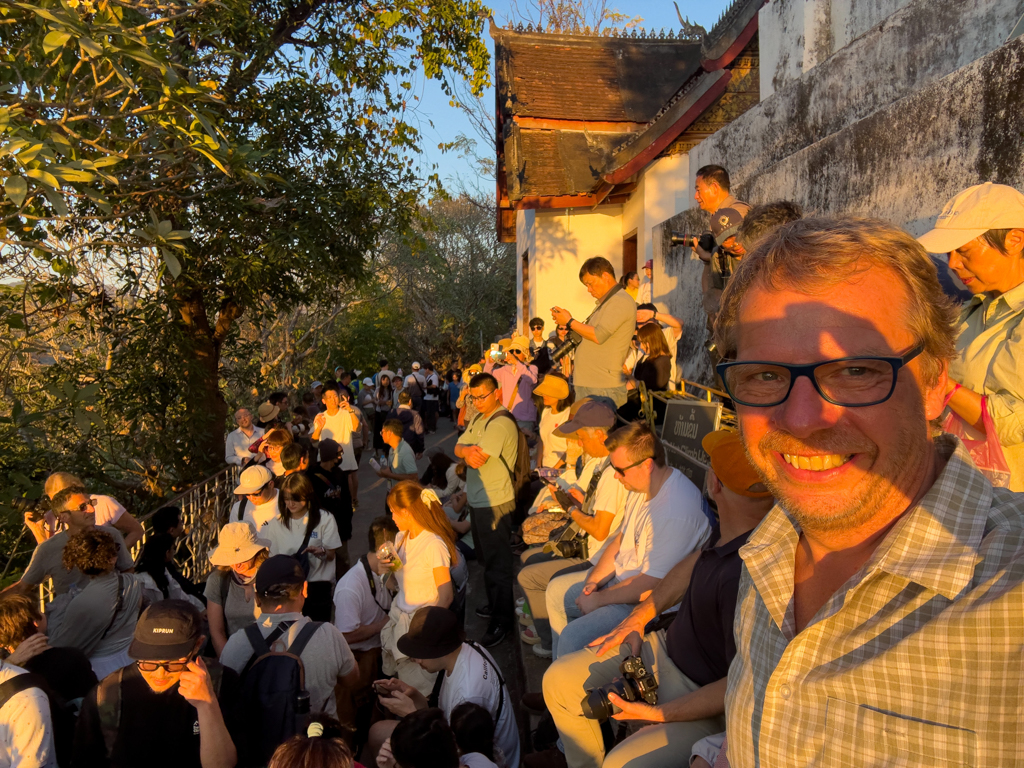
580, 651, 659, 721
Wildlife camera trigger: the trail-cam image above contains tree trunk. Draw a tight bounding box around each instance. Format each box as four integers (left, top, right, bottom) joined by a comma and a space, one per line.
176, 288, 231, 477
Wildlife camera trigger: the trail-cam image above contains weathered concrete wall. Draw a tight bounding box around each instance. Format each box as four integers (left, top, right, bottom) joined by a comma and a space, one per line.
715, 0, 1024, 189
758, 0, 1016, 98
698, 34, 1024, 231
654, 207, 715, 386
663, 0, 1024, 385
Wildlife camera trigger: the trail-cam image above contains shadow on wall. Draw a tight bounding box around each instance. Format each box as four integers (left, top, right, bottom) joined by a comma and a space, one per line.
655, 207, 714, 387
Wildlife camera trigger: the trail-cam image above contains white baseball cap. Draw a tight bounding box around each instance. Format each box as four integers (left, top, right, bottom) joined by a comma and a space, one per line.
917, 183, 1024, 253
234, 465, 273, 495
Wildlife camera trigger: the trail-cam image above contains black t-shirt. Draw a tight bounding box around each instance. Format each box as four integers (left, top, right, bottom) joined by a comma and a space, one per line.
305, 465, 353, 540
633, 355, 671, 391
73, 662, 241, 768
664, 529, 752, 687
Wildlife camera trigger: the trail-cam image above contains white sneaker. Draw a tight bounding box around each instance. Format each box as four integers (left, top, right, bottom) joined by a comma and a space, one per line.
532, 644, 552, 659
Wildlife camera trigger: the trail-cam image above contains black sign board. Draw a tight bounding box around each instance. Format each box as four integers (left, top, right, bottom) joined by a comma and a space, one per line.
660, 400, 723, 466
664, 444, 710, 491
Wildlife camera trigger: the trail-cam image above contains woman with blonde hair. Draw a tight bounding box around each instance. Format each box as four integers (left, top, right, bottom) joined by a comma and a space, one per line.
204, 521, 270, 655
380, 481, 467, 695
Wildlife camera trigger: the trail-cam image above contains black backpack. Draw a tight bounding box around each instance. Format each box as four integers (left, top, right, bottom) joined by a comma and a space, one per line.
237, 621, 320, 767
485, 410, 531, 506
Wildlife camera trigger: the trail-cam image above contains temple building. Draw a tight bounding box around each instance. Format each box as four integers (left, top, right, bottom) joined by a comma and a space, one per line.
495, 0, 1024, 385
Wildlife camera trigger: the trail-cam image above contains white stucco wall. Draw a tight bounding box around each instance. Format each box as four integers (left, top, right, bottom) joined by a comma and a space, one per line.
514, 151, 692, 333
515, 207, 623, 333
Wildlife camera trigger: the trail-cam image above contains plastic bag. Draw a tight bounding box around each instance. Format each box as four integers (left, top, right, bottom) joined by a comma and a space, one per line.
942, 395, 1012, 488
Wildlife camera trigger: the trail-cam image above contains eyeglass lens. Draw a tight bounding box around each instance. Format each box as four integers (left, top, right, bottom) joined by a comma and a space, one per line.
724, 358, 897, 406
137, 658, 190, 672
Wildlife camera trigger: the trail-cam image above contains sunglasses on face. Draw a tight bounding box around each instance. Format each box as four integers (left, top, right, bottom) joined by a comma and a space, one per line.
72, 499, 98, 513
610, 457, 649, 475
137, 654, 195, 673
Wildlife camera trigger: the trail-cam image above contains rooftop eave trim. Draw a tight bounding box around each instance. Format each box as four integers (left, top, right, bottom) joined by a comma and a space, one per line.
700, 0, 766, 68
601, 69, 731, 186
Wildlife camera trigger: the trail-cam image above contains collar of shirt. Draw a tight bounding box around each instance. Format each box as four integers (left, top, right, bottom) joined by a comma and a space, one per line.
740, 435, 990, 634
259, 611, 304, 629
967, 278, 1024, 323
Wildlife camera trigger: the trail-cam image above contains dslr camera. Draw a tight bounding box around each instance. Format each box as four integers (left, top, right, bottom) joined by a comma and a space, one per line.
550, 330, 582, 362
670, 231, 716, 254
581, 652, 658, 720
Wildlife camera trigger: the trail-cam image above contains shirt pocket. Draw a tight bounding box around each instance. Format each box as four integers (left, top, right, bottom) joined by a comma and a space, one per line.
822, 697, 975, 768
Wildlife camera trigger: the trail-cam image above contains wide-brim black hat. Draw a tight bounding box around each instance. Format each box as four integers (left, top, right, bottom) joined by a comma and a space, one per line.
396, 606, 463, 660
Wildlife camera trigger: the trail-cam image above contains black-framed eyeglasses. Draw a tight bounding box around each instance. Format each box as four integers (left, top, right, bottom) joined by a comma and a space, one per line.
610, 457, 649, 475
468, 391, 495, 403
137, 654, 195, 673
716, 343, 925, 408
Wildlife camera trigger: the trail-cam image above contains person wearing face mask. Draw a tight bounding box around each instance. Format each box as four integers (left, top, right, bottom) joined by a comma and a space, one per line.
918, 182, 1024, 490
204, 523, 270, 657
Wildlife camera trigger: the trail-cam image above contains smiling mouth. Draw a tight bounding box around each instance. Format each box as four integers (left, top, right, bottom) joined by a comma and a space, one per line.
781, 453, 853, 471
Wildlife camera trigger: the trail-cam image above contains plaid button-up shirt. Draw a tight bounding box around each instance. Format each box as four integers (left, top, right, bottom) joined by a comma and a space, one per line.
726, 436, 1024, 767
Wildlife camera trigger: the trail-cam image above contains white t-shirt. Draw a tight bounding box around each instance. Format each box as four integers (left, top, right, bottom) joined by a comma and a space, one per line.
232, 491, 280, 532
320, 409, 358, 471
394, 530, 451, 614
584, 463, 629, 563
0, 662, 55, 768
537, 407, 570, 468
461, 754, 499, 768
439, 643, 520, 768
263, 511, 343, 583
424, 372, 440, 401
614, 468, 710, 581
333, 558, 392, 651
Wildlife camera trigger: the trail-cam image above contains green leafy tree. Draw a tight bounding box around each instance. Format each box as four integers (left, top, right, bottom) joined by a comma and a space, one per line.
1, 0, 491, 479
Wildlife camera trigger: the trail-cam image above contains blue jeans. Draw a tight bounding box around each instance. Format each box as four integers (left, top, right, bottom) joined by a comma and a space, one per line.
553, 578, 634, 659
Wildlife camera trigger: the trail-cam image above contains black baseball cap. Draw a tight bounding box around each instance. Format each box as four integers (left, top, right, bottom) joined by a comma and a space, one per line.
711, 207, 746, 246
128, 600, 202, 661
396, 606, 463, 659
255, 554, 306, 596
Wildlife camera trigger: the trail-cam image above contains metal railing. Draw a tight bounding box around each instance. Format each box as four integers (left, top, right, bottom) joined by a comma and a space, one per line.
143, 464, 241, 583
39, 464, 240, 608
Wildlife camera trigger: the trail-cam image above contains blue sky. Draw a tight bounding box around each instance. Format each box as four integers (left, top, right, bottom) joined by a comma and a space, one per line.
409, 0, 738, 194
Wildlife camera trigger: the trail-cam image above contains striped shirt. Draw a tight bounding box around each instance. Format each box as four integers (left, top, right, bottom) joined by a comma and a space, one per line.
726, 435, 1024, 766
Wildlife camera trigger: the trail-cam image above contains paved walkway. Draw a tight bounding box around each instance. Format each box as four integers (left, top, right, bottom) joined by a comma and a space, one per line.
346, 413, 530, 753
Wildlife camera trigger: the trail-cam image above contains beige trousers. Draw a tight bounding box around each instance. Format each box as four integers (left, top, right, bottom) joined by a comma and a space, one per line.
542, 629, 725, 768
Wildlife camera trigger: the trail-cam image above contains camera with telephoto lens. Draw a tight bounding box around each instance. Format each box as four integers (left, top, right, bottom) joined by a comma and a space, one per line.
670, 231, 716, 253
550, 330, 582, 362
10, 495, 50, 523
581, 652, 658, 720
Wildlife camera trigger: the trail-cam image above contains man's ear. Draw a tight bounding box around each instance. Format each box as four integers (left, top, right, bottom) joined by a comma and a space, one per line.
302, 582, 308, 599
924, 358, 950, 422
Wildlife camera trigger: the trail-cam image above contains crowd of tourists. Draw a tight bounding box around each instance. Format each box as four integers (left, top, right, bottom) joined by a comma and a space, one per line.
1, 171, 1023, 768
